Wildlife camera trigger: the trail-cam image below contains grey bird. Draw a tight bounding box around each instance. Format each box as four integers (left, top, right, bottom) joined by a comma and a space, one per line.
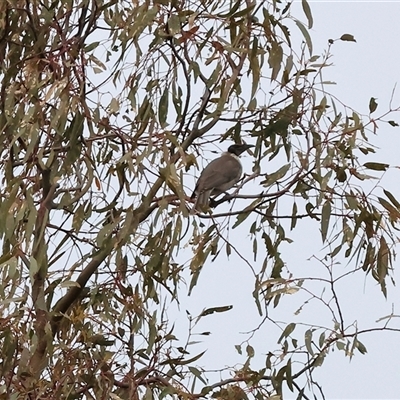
190, 143, 254, 213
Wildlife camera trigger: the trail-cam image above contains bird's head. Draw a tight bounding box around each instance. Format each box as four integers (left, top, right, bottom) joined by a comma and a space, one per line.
227, 143, 254, 156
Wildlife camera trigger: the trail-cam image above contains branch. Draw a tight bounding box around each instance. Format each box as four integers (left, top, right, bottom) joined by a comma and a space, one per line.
50, 238, 115, 334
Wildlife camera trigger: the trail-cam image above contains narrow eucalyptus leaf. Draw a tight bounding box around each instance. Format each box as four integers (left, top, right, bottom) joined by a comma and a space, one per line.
321, 201, 331, 242
301, 0, 313, 28
340, 33, 357, 42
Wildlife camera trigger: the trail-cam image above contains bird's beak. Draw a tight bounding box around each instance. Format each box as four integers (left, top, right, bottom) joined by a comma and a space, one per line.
242, 144, 255, 153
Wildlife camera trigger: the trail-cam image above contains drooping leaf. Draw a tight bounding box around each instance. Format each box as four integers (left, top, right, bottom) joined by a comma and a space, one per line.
304, 329, 314, 355
246, 344, 255, 357
158, 86, 169, 127
355, 339, 368, 355
321, 200, 331, 243
301, 0, 313, 29
383, 189, 400, 209
368, 97, 378, 114
296, 20, 313, 54
268, 41, 283, 80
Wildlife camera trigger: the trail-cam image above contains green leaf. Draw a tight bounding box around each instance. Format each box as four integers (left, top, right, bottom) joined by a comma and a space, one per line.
200, 386, 212, 396
72, 203, 86, 232
321, 200, 331, 243
305, 202, 317, 219
232, 211, 251, 229
363, 162, 389, 171
388, 120, 399, 127
96, 222, 116, 247
158, 86, 169, 127
199, 305, 233, 318
383, 189, 400, 209
60, 280, 81, 288
189, 366, 207, 384
368, 97, 378, 113
217, 0, 241, 18
232, 4, 256, 18
109, 97, 120, 113
313, 353, 325, 367
290, 202, 298, 230
5, 213, 15, 241
378, 197, 400, 220
250, 37, 260, 99
296, 20, 313, 54
246, 344, 255, 357
356, 339, 368, 355
319, 332, 325, 348
24, 193, 37, 244
263, 164, 290, 186
167, 14, 181, 35
304, 329, 314, 355
335, 167, 347, 183
340, 33, 356, 42
144, 387, 153, 400
278, 322, 296, 343
286, 358, 293, 392
377, 236, 389, 284
88, 334, 115, 346
84, 41, 100, 52
29, 256, 39, 280
161, 350, 206, 366
301, 0, 313, 29
330, 245, 342, 258
253, 238, 257, 262
262, 232, 275, 256
268, 41, 283, 80
336, 341, 345, 351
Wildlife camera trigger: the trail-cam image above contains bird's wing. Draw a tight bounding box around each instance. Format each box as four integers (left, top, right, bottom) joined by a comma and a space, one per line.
195, 156, 242, 193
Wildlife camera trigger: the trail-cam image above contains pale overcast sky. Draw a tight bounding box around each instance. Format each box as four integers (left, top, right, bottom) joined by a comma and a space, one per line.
177, 2, 400, 399
308, 3, 400, 397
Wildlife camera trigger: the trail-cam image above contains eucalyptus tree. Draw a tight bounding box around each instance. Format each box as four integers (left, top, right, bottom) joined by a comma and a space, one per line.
0, 0, 399, 398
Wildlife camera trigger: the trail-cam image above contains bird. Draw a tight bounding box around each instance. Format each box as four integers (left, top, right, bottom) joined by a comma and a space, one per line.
190, 143, 254, 213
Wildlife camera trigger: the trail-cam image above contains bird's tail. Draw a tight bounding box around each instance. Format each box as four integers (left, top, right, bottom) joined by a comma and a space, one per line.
190, 190, 211, 214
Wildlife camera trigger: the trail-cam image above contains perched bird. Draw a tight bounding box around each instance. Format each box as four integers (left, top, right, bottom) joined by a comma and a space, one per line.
190, 143, 254, 213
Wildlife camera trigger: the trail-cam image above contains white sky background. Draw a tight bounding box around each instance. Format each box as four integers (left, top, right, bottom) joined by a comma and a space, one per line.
172, 2, 400, 400
289, 2, 400, 397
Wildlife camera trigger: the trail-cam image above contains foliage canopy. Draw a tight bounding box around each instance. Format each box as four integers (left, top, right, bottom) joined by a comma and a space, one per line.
0, 0, 399, 398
